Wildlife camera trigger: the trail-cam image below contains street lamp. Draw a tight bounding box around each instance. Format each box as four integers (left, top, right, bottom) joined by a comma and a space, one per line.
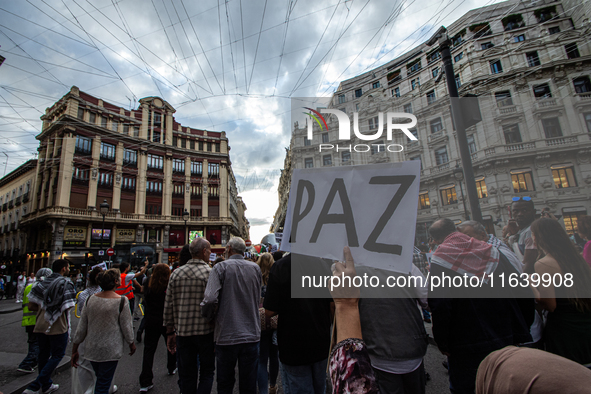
99, 199, 109, 261
427, 26, 483, 222
453, 164, 470, 220
183, 208, 190, 244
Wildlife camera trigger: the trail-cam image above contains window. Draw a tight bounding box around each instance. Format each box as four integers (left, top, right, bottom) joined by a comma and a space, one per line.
495, 91, 513, 107
552, 166, 577, 188
209, 185, 219, 198
481, 42, 494, 50
419, 192, 430, 209
152, 131, 161, 143
146, 180, 163, 194
548, 26, 560, 35
322, 133, 329, 143
304, 136, 311, 146
526, 51, 540, 67
342, 151, 350, 163
372, 81, 380, 89
432, 68, 439, 78
77, 108, 84, 120
146, 204, 162, 215
72, 168, 89, 182
355, 89, 362, 98
574, 77, 591, 94
89, 112, 96, 124
435, 146, 449, 165
208, 163, 219, 177
430, 118, 443, 134
533, 83, 552, 98
133, 126, 139, 137
338, 94, 346, 104
454, 52, 464, 63
503, 124, 522, 143
173, 158, 185, 173
323, 155, 332, 166
409, 128, 418, 140
173, 184, 184, 195
98, 172, 113, 187
455, 74, 461, 89
147, 154, 163, 170
75, 136, 92, 154
392, 87, 400, 97
215, 143, 220, 153
180, 138, 186, 148
490, 59, 503, 74
191, 161, 202, 175
403, 103, 413, 113
369, 140, 384, 155
101, 116, 107, 128
122, 176, 135, 190
111, 119, 118, 132
100, 142, 115, 161
452, 34, 463, 46
511, 171, 535, 192
476, 178, 488, 198
467, 135, 476, 153
356, 104, 360, 111
368, 116, 380, 130
191, 184, 202, 195
154, 112, 162, 128
305, 158, 314, 168
408, 60, 422, 74
427, 50, 440, 63
514, 34, 525, 42
565, 43, 580, 59
173, 136, 178, 147
411, 78, 420, 90
198, 141, 204, 150
542, 117, 563, 138
123, 148, 137, 165
207, 142, 212, 152
585, 113, 591, 133
441, 187, 457, 205
122, 123, 129, 135
426, 90, 436, 105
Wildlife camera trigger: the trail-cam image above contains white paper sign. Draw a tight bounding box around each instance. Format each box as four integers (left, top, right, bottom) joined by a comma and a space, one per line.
91, 262, 107, 271
281, 162, 420, 273
209, 253, 217, 262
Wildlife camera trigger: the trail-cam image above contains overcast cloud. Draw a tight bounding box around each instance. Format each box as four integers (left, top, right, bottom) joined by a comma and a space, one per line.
0, 0, 501, 242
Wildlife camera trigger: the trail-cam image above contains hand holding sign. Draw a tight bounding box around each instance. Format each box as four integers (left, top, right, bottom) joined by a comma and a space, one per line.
281, 162, 420, 274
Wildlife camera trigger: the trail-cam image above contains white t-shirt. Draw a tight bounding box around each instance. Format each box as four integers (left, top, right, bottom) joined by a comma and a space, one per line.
18, 275, 26, 287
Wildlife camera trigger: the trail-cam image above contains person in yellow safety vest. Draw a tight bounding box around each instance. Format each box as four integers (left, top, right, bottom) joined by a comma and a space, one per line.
115, 260, 148, 315
17, 268, 53, 374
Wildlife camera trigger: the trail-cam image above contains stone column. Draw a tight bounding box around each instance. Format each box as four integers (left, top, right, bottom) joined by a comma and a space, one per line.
48, 219, 68, 266
136, 224, 144, 243
87, 136, 101, 209
163, 156, 173, 218
219, 164, 229, 218
112, 142, 124, 211
202, 159, 209, 217
136, 151, 147, 214
55, 133, 76, 207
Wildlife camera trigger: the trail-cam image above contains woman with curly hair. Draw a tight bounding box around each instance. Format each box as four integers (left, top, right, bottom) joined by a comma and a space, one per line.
139, 263, 176, 392
531, 217, 591, 365
256, 253, 279, 394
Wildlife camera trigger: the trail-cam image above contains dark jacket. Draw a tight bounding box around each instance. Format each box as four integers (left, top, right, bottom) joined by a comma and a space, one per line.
428, 253, 534, 355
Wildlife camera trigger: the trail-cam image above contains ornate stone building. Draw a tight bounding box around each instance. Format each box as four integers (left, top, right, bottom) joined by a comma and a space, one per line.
279, 0, 591, 244
0, 160, 36, 273
20, 86, 248, 268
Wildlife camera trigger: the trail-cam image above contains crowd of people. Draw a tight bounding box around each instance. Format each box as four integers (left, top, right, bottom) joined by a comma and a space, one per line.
11, 195, 591, 394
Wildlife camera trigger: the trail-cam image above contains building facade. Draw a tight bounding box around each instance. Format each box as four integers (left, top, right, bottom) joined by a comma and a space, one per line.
0, 160, 36, 273
20, 86, 248, 271
276, 0, 591, 244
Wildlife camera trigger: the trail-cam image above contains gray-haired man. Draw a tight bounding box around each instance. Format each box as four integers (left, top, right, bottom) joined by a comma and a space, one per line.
201, 237, 262, 394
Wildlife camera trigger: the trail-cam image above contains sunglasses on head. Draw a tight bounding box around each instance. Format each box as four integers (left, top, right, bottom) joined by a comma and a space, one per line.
512, 196, 532, 202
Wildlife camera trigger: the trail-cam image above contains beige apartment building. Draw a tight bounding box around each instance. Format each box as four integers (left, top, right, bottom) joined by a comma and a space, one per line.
18, 86, 248, 271
0, 160, 36, 272
273, 0, 591, 244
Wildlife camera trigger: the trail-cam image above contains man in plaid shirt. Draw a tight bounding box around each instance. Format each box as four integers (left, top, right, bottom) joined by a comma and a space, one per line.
164, 238, 215, 394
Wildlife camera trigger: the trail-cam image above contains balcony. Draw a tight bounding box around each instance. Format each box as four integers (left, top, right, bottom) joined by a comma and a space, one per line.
75, 147, 92, 156
575, 93, 591, 102
15, 196, 21, 206
8, 200, 13, 209
534, 97, 560, 112
100, 154, 116, 162
545, 136, 578, 146
432, 162, 450, 173
504, 142, 535, 152
495, 105, 519, 117
2, 203, 6, 212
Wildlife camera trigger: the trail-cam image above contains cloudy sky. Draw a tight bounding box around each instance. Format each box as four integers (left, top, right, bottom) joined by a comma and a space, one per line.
0, 0, 500, 242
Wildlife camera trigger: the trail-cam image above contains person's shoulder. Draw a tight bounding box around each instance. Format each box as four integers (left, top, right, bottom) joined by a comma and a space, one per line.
535, 256, 561, 274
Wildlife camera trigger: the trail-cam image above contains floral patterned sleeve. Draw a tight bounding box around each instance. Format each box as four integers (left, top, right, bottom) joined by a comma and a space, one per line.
329, 338, 379, 394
